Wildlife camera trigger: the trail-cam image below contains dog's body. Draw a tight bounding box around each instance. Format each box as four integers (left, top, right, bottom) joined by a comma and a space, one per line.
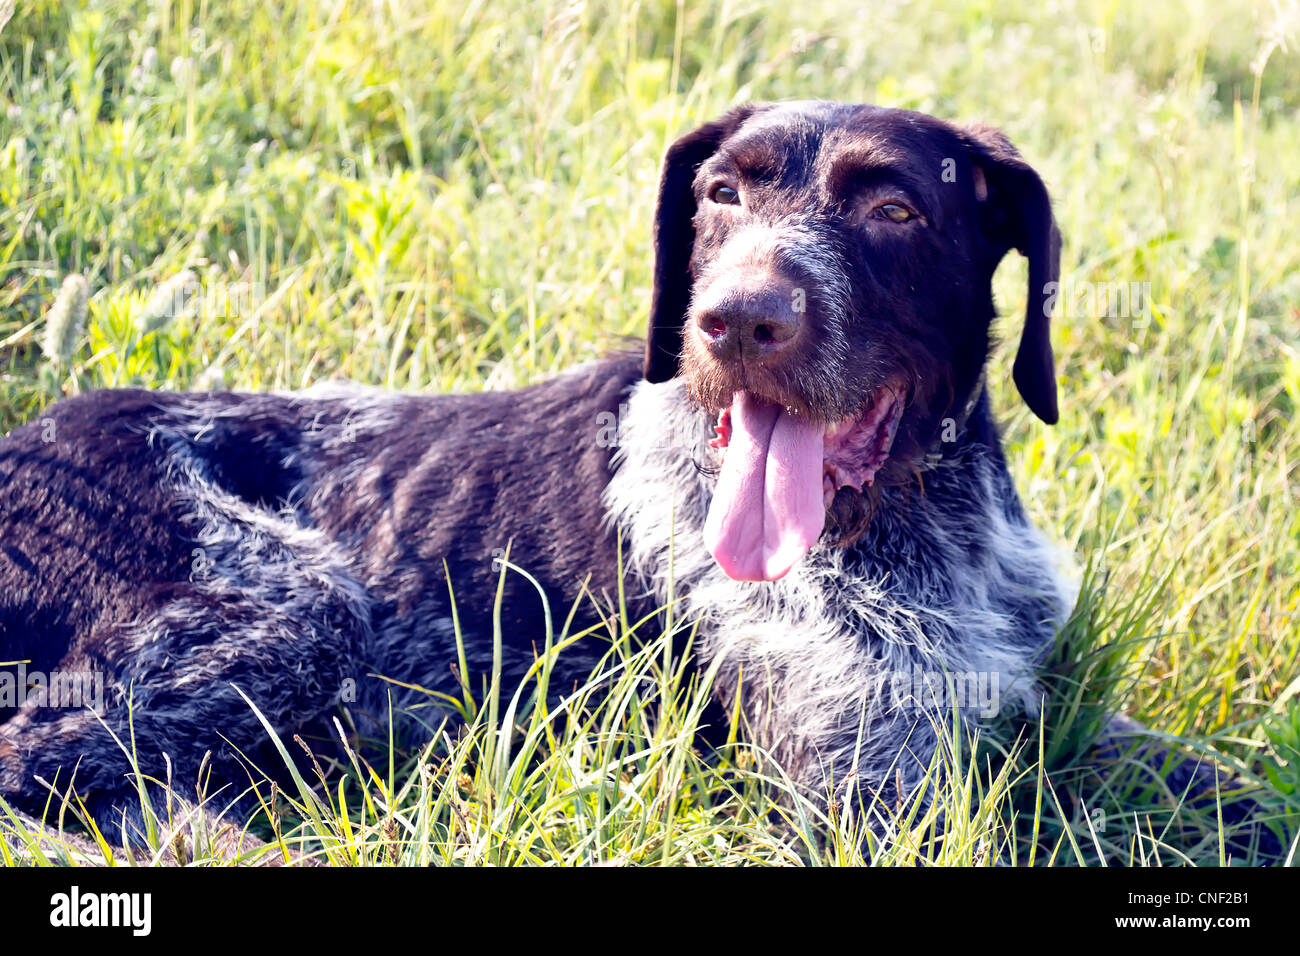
0, 101, 1260, 848
0, 351, 1069, 827
0, 363, 640, 817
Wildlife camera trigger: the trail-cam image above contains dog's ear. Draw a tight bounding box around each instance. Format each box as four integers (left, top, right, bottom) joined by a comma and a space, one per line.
644, 105, 760, 383
962, 125, 1062, 425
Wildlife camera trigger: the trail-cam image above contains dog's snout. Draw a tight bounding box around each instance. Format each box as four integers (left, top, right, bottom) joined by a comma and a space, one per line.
695, 282, 801, 363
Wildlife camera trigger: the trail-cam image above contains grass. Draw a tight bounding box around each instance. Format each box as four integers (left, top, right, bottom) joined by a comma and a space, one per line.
1, 0, 1298, 865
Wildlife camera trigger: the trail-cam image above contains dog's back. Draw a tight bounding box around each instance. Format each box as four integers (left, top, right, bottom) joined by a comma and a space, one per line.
0, 358, 644, 824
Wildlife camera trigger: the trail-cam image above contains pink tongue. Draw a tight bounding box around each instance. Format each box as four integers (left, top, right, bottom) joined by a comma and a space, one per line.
703, 391, 826, 581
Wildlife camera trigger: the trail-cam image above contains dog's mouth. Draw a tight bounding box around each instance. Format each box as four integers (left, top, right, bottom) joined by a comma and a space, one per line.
703, 382, 905, 582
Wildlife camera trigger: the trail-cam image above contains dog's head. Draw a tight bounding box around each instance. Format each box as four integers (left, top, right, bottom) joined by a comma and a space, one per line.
642, 101, 1061, 582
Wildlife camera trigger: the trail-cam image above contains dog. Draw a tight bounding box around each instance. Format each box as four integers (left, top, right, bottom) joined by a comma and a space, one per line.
0, 101, 1269, 853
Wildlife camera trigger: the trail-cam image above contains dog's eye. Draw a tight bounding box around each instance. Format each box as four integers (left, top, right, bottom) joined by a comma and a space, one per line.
872, 202, 915, 223
710, 184, 741, 205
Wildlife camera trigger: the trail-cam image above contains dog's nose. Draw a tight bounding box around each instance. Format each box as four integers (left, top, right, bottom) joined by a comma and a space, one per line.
695, 285, 801, 363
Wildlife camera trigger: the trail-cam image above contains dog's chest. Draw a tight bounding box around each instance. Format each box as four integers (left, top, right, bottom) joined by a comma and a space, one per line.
603, 378, 1077, 729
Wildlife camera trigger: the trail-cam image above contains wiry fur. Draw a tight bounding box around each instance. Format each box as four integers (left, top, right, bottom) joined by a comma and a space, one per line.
3, 100, 1274, 857
0, 364, 637, 838
605, 376, 1077, 813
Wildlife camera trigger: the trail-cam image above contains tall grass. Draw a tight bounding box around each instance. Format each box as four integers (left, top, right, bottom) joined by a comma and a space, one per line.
1, 0, 1298, 864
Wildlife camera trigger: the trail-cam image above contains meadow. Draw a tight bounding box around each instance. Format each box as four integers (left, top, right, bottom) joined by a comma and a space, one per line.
0, 0, 1297, 865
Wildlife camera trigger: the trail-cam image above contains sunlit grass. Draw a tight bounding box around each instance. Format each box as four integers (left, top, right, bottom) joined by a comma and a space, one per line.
1, 0, 1298, 865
